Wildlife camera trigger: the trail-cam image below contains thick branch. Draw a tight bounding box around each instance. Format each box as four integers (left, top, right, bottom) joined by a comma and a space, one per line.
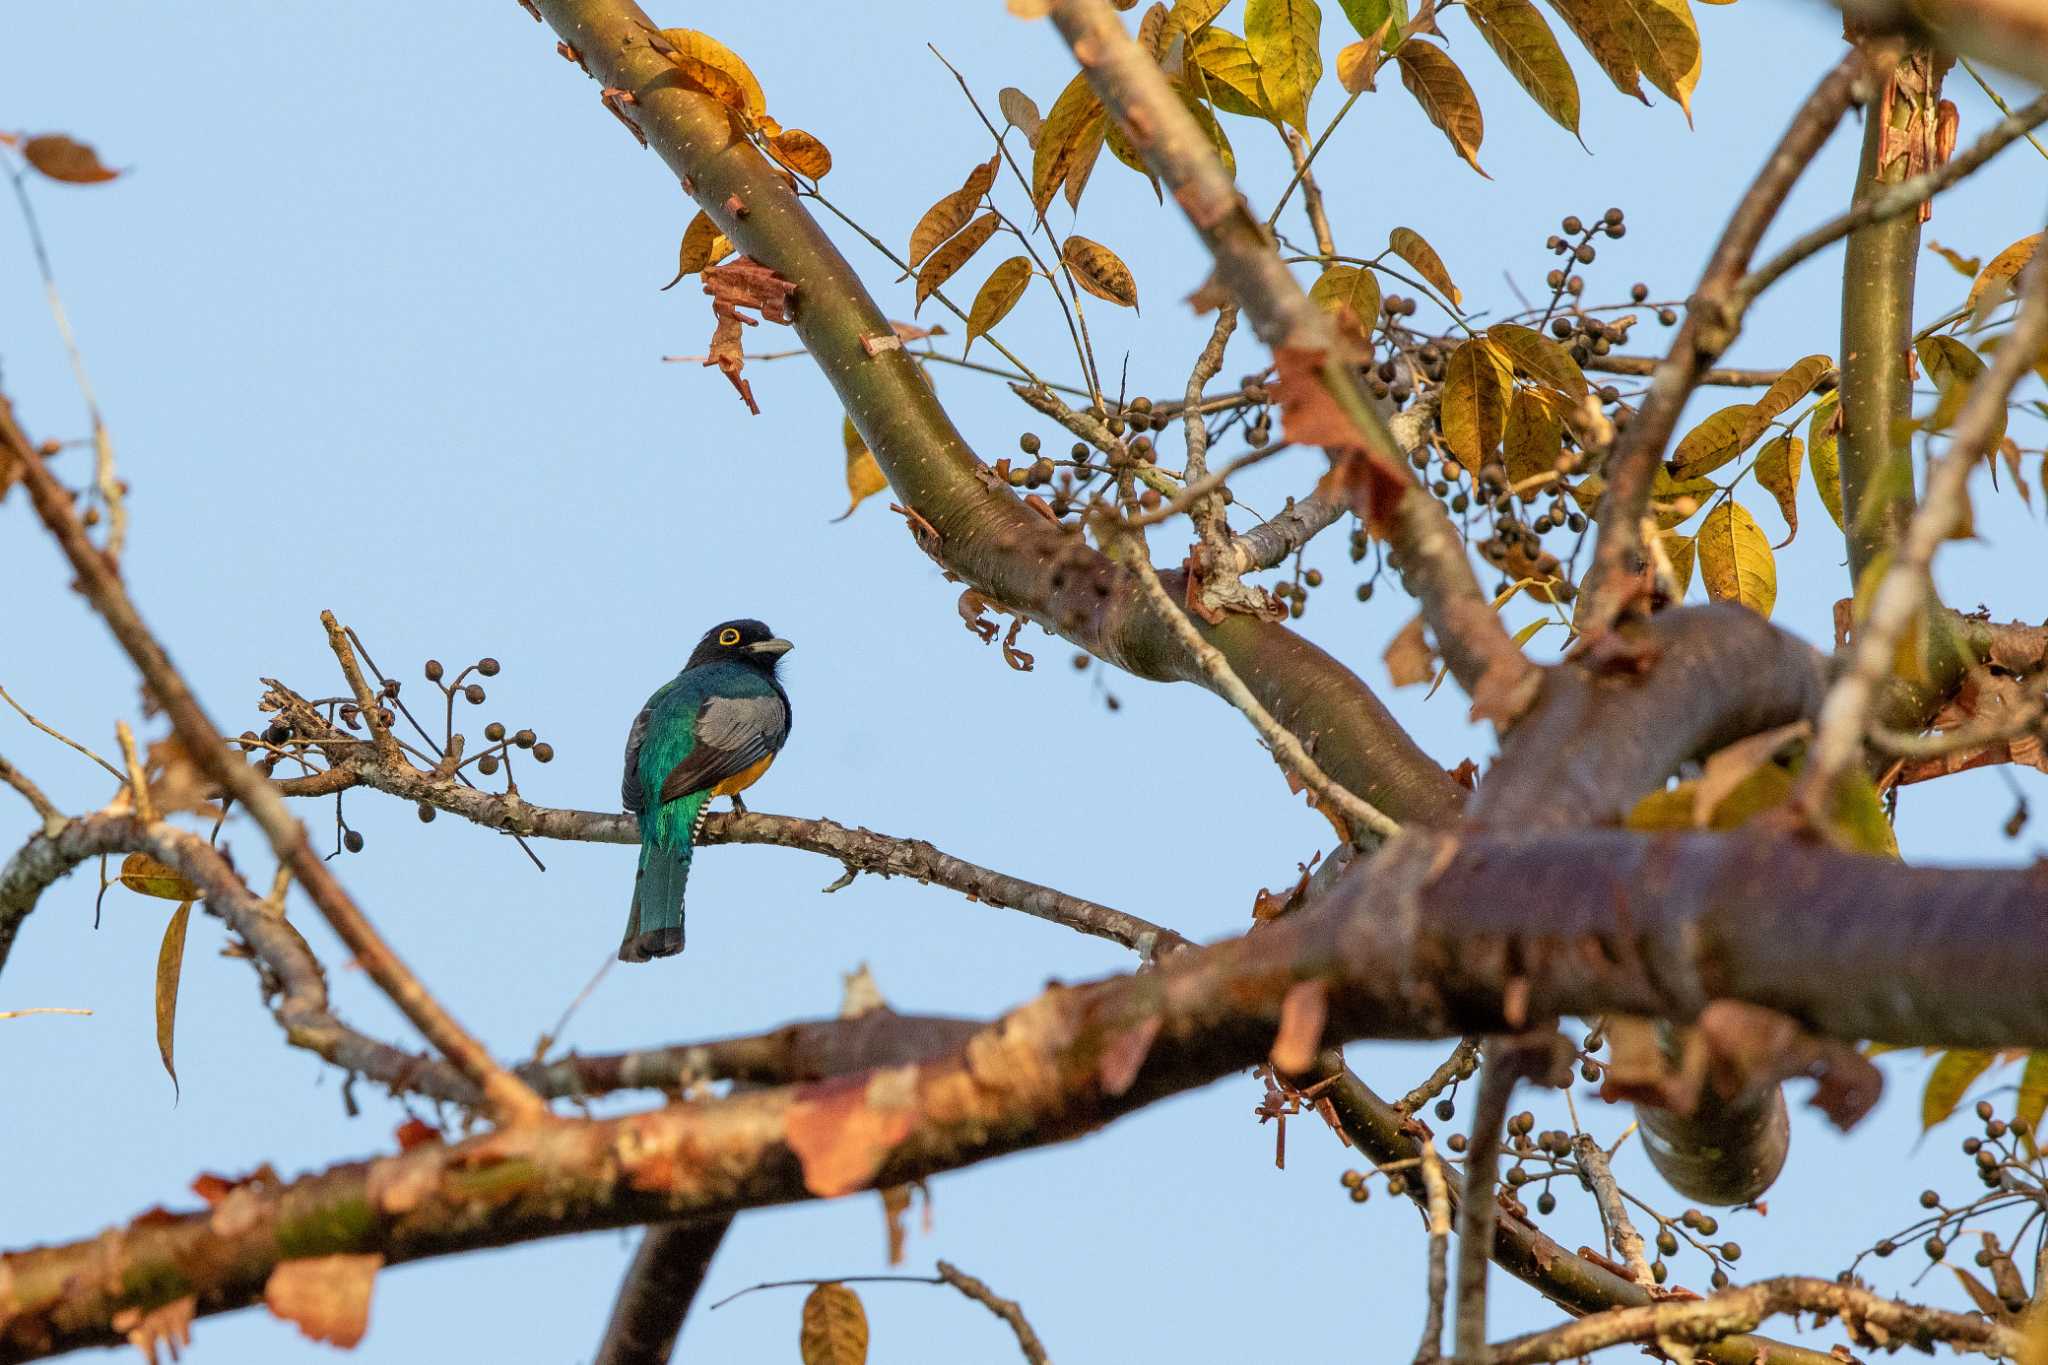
593, 1220, 733, 1365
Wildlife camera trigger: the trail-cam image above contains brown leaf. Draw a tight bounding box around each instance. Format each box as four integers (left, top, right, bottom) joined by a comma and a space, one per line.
1486, 323, 1586, 400
880, 1183, 912, 1265
908, 156, 1000, 267
1270, 979, 1329, 1075
1032, 73, 1107, 212
112, 1296, 194, 1365
767, 128, 832, 179
1606, 0, 1699, 121
700, 257, 798, 414
966, 256, 1033, 356
916, 212, 1000, 315
1440, 338, 1513, 469
155, 899, 193, 1097
785, 1069, 920, 1197
393, 1118, 441, 1152
1545, 0, 1645, 101
1464, 0, 1580, 134
23, 134, 121, 184
1753, 354, 1833, 423
800, 1283, 870, 1365
1098, 1014, 1164, 1097
1965, 232, 2041, 316
1395, 40, 1487, 176
1387, 226, 1462, 306
120, 852, 199, 902
662, 212, 730, 291
1061, 235, 1139, 308
265, 1254, 383, 1350
1383, 612, 1436, 686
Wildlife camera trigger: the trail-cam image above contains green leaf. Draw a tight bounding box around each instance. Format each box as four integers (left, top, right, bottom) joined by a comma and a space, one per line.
1192, 29, 1274, 119
1486, 322, 1587, 400
156, 899, 194, 1098
120, 852, 199, 902
1504, 385, 1564, 483
1337, 0, 1408, 42
1247, 0, 1324, 133
1395, 40, 1487, 176
1922, 1049, 1996, 1131
1808, 391, 1845, 531
1697, 500, 1775, 617
1440, 338, 1513, 470
1822, 763, 1899, 858
1032, 74, 1107, 213
1754, 434, 1804, 547
1607, 0, 1700, 121
1543, 0, 1645, 100
966, 256, 1033, 356
1667, 402, 1763, 480
914, 212, 999, 315
1465, 0, 1581, 135
1309, 265, 1382, 332
1387, 226, 1462, 307
1754, 354, 1833, 423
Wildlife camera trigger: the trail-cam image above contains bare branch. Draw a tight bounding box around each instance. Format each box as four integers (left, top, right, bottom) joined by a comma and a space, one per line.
1571, 1134, 1655, 1292
593, 1220, 733, 1365
0, 752, 62, 833
936, 1261, 1053, 1365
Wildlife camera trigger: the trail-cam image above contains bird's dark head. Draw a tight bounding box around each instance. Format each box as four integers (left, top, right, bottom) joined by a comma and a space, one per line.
687, 618, 793, 674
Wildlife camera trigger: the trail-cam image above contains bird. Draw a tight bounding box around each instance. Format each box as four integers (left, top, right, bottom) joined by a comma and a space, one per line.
618, 618, 792, 962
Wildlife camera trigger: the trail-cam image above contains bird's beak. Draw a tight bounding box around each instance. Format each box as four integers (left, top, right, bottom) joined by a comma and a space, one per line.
748, 638, 794, 657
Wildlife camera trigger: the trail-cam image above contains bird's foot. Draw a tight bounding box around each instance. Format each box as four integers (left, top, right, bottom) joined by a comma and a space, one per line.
729, 793, 748, 815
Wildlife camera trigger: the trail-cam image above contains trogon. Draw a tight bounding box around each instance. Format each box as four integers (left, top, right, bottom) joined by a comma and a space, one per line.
619, 618, 792, 961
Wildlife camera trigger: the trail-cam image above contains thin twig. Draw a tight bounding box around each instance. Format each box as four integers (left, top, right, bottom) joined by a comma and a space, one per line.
937, 1261, 1053, 1365
1454, 1043, 1521, 1363
1958, 58, 2048, 161
1415, 1141, 1453, 1365
0, 1006, 91, 1020
1397, 1036, 1478, 1116
1572, 1133, 1656, 1291
0, 752, 63, 831
0, 682, 125, 781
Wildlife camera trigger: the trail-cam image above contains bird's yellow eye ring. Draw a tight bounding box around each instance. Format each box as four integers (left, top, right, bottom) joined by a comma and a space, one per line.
718, 627, 742, 647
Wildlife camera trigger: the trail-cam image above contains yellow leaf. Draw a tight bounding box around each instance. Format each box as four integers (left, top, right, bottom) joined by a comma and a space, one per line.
1546, 0, 1645, 100
1822, 762, 1900, 857
767, 128, 832, 179
915, 212, 1000, 315
1917, 336, 2004, 447
1660, 529, 1695, 597
1387, 226, 1462, 306
1504, 385, 1564, 483
967, 256, 1033, 354
1922, 1049, 1996, 1131
1335, 36, 1386, 94
1465, 0, 1580, 134
1851, 550, 1933, 686
1753, 354, 1833, 423
1032, 74, 1107, 213
1062, 235, 1139, 308
1649, 466, 1714, 529
655, 29, 767, 121
1754, 434, 1804, 547
1697, 501, 1775, 616
1193, 29, 1273, 118
1440, 338, 1513, 470
1395, 40, 1487, 176
1808, 391, 1845, 531
661, 212, 730, 291
1511, 618, 1553, 650
909, 156, 1000, 268
1966, 232, 2041, 315
120, 851, 199, 902
1486, 322, 1587, 399
155, 899, 192, 1096
2018, 1052, 2048, 1140
834, 417, 887, 522
1308, 265, 1381, 333
1168, 0, 1232, 36
800, 1283, 870, 1365
1247, 0, 1324, 133
1607, 0, 1699, 121
1667, 402, 1763, 480
1926, 240, 1981, 278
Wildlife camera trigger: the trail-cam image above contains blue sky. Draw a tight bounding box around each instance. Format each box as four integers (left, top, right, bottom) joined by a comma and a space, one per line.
3, 3, 2043, 1361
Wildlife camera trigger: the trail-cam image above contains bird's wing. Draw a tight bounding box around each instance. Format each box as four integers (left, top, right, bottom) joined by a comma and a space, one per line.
657, 691, 789, 803
621, 702, 656, 814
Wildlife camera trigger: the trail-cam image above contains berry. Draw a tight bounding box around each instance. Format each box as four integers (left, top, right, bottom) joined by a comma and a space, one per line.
1562, 215, 1584, 234
485, 722, 506, 742
464, 684, 485, 704
343, 830, 365, 853
1631, 282, 1649, 302
1020, 432, 1042, 454
417, 803, 435, 822
477, 657, 501, 677
533, 743, 555, 763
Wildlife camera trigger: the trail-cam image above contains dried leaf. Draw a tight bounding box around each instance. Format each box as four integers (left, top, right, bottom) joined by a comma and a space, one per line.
1032, 74, 1107, 212
1308, 264, 1381, 335
1062, 235, 1139, 308
1953, 1267, 2012, 1322
916, 213, 1000, 315
1755, 434, 1804, 547
112, 1296, 194, 1365
1465, 0, 1580, 134
966, 256, 1033, 355
785, 1070, 920, 1198
701, 257, 798, 415
767, 128, 832, 179
1927, 240, 1981, 278
1194, 28, 1274, 117
1965, 232, 2040, 315
1384, 612, 1436, 686
1440, 338, 1513, 469
1754, 354, 1833, 423
121, 852, 199, 902
1335, 34, 1388, 93
1697, 501, 1775, 617
909, 156, 1000, 267
662, 212, 729, 291
998, 87, 1044, 145
22, 134, 121, 184
155, 899, 193, 1097
1388, 226, 1462, 306
1247, 0, 1324, 132
835, 417, 887, 521
800, 1283, 869, 1365
1270, 979, 1329, 1074
1544, 0, 1645, 101
1606, 0, 1699, 121
1395, 40, 1487, 176
1668, 403, 1763, 480
1808, 391, 1845, 531
1487, 322, 1586, 400
265, 1254, 382, 1350
1922, 1049, 1995, 1130
655, 29, 767, 121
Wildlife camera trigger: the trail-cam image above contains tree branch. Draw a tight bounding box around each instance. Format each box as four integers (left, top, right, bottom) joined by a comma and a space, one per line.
936, 1261, 1052, 1365
592, 1219, 733, 1365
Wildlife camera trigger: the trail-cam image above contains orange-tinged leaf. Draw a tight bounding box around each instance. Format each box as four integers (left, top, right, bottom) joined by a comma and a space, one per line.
1194, 28, 1274, 117
1607, 0, 1699, 120
1388, 227, 1462, 307
767, 128, 832, 179
1504, 385, 1564, 482
662, 212, 729, 291
1384, 613, 1436, 686
121, 852, 199, 902
1396, 41, 1487, 176
1755, 434, 1804, 547
1486, 322, 1586, 399
1966, 232, 2040, 315
655, 29, 767, 120
915, 212, 1000, 315
1754, 354, 1833, 423
800, 1283, 869, 1365
1033, 74, 1107, 212
1440, 338, 1513, 469
111, 1297, 194, 1365
155, 899, 193, 1097
999, 87, 1043, 145
1062, 235, 1139, 308
1544, 0, 1645, 100
1465, 0, 1580, 134
1927, 240, 1981, 278
1809, 391, 1844, 531
835, 417, 887, 521
23, 134, 121, 184
1270, 979, 1329, 1074
1922, 1049, 1996, 1130
967, 256, 1033, 354
909, 156, 999, 267
1667, 402, 1763, 480
1697, 501, 1776, 616
265, 1254, 383, 1350
1335, 35, 1388, 93
1309, 264, 1381, 333
1247, 0, 1324, 132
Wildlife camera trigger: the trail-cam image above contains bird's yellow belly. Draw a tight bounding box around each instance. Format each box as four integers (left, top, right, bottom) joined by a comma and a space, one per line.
711, 753, 776, 796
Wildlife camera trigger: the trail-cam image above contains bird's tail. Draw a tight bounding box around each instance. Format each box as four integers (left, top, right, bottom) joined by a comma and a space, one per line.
620, 793, 710, 962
